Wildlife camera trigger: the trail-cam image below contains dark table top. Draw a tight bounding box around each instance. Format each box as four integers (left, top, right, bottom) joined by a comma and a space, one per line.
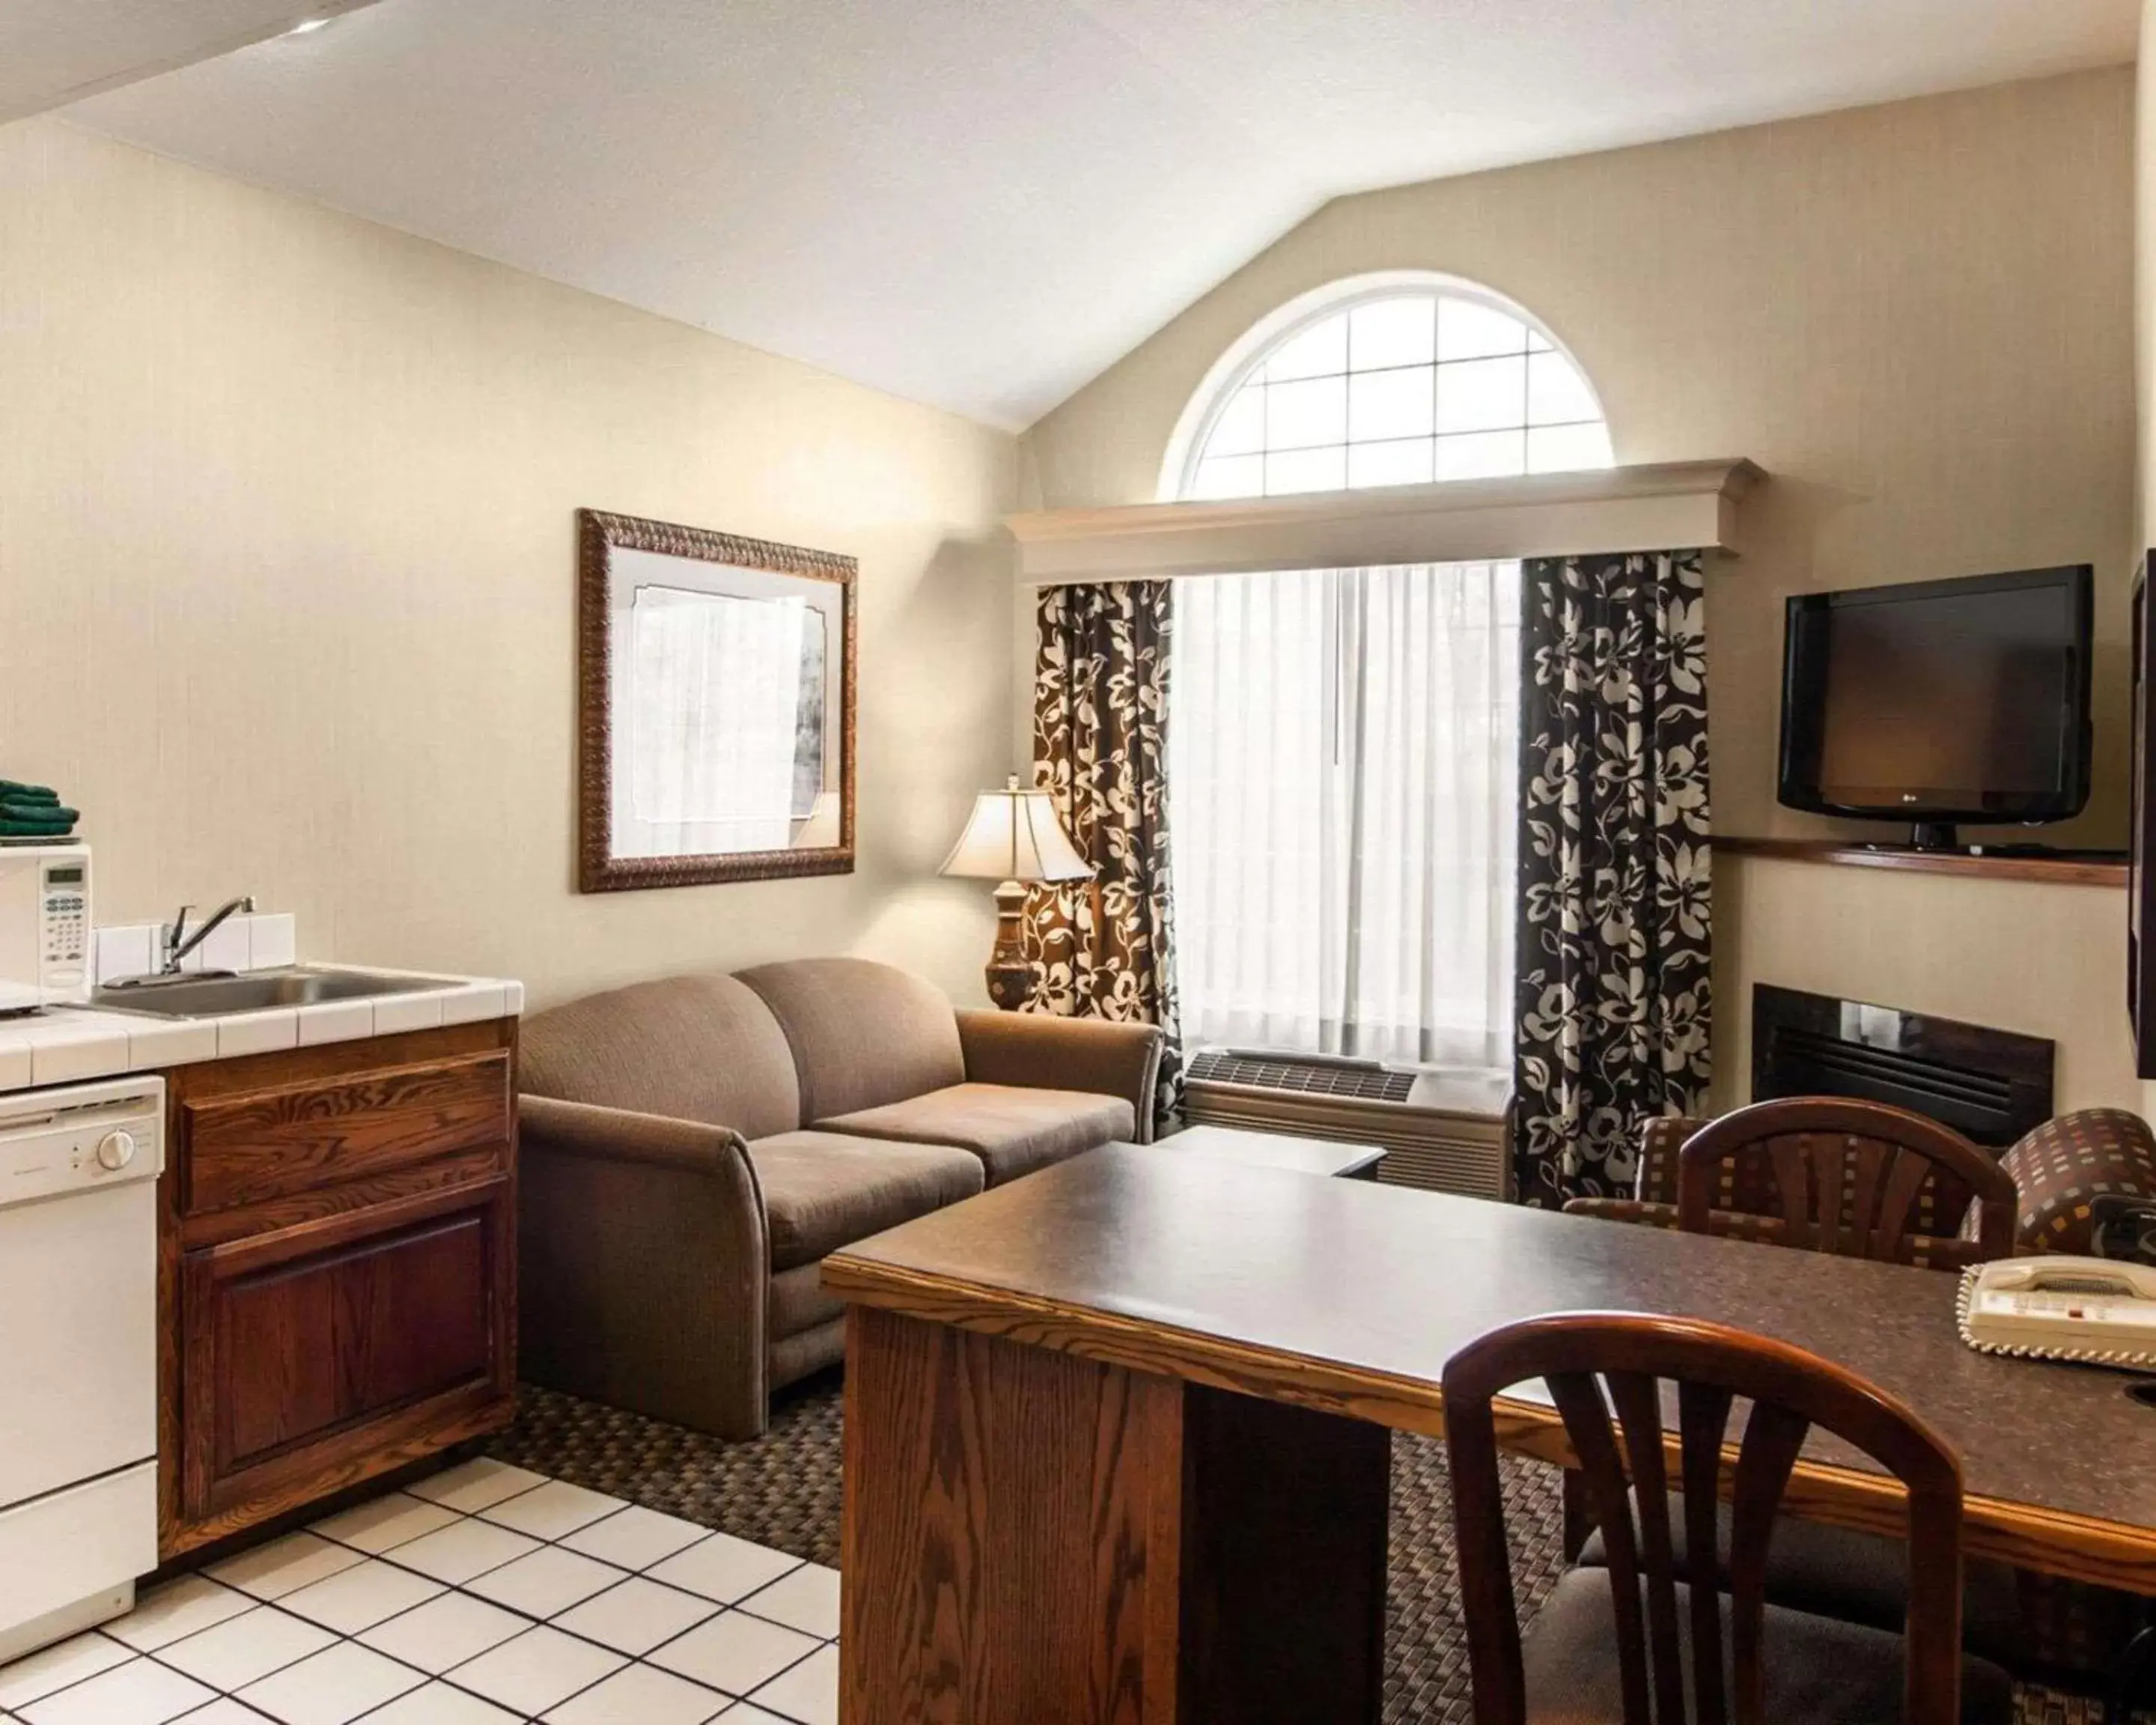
825, 1146, 2156, 1584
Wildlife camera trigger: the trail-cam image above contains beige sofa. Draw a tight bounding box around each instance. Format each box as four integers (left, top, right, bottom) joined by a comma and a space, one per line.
517, 957, 1163, 1438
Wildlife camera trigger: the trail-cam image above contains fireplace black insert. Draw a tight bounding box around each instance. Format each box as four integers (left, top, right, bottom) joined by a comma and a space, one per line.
1750, 984, 2053, 1149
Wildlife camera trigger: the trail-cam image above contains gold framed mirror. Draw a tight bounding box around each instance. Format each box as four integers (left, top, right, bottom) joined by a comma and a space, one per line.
577, 508, 856, 891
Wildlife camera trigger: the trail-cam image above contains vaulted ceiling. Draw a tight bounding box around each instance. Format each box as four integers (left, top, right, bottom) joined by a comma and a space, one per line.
1, 0, 379, 124
30, 0, 2143, 428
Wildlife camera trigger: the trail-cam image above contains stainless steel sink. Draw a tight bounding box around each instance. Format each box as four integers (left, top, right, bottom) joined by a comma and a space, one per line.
90, 967, 455, 1019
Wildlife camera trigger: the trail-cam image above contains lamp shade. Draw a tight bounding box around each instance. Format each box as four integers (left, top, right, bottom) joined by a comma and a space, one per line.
940, 776, 1093, 883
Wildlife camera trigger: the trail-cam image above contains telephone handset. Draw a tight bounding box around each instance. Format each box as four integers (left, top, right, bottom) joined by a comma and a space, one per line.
1957, 1256, 2156, 1370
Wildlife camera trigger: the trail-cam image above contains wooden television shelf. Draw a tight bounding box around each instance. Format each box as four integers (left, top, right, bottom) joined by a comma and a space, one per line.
1711, 836, 2128, 888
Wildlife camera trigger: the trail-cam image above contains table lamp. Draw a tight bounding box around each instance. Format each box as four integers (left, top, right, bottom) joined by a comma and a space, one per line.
940, 775, 1094, 1009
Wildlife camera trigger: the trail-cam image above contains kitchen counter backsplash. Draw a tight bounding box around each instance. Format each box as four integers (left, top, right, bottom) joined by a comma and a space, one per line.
93, 910, 297, 985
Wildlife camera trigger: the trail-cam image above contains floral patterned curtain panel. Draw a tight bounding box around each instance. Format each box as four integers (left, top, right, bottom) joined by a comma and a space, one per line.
1513, 549, 1712, 1206
1023, 579, 1184, 1127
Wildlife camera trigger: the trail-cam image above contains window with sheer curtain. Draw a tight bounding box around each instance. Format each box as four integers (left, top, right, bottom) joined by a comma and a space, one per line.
1164, 280, 1595, 1071
1169, 563, 1519, 1069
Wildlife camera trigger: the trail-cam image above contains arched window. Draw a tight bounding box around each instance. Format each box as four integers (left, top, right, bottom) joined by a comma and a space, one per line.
1160, 273, 1611, 502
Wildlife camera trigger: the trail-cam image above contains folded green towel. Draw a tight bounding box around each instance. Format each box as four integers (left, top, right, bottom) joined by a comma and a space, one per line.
0, 819, 74, 838
0, 782, 59, 806
0, 802, 76, 824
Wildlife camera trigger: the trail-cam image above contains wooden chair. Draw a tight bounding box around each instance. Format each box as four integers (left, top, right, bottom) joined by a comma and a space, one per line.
1569, 1104, 2141, 1680
1444, 1311, 2013, 1725
1566, 1100, 2021, 1658
1675, 1098, 2017, 1267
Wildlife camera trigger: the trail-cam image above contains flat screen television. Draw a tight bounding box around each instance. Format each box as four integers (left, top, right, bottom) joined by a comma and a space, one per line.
1777, 565, 2092, 851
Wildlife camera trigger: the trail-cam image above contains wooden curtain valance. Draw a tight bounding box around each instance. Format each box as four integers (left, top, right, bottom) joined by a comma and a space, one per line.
1006, 457, 1764, 584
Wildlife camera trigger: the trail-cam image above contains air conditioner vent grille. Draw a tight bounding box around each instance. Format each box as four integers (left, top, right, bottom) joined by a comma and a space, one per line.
1185, 1050, 1416, 1104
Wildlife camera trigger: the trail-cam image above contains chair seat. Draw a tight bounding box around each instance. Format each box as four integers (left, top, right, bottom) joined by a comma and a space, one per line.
815, 1082, 1134, 1185
1522, 1569, 2014, 1725
746, 1130, 984, 1271
1575, 1493, 2024, 1668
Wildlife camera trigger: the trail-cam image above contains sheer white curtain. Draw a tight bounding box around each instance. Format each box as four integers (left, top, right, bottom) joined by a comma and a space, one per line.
1169, 562, 1519, 1069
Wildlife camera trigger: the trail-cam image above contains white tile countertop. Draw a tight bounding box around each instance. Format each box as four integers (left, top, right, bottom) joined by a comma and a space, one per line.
0, 967, 524, 1094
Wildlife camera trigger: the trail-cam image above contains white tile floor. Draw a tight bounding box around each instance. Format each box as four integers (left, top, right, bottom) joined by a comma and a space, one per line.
0, 1460, 838, 1725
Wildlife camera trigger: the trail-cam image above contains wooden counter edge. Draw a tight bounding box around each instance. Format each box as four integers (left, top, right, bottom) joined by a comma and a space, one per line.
822, 1252, 2156, 1593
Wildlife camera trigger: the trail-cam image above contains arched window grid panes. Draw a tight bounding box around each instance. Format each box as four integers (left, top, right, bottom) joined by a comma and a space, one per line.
1174, 282, 1612, 502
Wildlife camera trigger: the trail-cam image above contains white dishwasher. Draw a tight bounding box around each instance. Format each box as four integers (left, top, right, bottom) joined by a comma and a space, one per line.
0, 1074, 162, 1663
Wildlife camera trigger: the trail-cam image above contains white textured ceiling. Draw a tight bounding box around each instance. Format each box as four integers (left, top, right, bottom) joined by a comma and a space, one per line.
61, 0, 2140, 429
1, 0, 380, 124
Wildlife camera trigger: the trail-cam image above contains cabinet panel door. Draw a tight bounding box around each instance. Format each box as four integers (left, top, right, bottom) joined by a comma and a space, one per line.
180, 1177, 514, 1528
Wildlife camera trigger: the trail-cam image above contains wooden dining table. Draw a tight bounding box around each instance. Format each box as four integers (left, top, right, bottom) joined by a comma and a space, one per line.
822, 1146, 2156, 1724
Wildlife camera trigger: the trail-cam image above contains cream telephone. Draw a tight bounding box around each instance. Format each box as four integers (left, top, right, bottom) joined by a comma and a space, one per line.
1957, 1257, 2156, 1370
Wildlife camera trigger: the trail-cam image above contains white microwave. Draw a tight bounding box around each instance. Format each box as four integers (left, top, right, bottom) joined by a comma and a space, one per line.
0, 845, 91, 1015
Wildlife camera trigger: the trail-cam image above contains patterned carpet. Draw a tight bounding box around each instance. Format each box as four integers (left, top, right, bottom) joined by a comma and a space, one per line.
491, 1376, 2116, 1725
493, 1378, 849, 1572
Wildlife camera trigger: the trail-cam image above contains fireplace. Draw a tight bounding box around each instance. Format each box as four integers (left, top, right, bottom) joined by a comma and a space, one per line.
1750, 985, 2053, 1149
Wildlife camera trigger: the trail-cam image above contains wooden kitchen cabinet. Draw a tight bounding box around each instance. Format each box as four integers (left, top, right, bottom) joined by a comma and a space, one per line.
159, 1019, 518, 1560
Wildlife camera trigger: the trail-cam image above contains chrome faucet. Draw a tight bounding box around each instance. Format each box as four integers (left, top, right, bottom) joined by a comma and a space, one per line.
162, 895, 255, 976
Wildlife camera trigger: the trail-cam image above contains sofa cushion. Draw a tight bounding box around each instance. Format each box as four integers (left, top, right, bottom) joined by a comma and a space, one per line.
736, 958, 966, 1122
520, 972, 801, 1140
772, 1321, 846, 1392
816, 1083, 1134, 1186
768, 1262, 845, 1342
746, 1130, 984, 1271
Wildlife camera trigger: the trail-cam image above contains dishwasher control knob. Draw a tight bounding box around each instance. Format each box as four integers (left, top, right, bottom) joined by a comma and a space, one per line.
95, 1130, 137, 1172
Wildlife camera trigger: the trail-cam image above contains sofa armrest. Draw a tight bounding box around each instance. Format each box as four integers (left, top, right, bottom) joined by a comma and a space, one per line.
954, 1009, 1165, 1144
518, 1095, 773, 1439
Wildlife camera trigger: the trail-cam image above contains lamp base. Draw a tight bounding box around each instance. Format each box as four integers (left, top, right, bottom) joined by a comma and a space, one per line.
984, 880, 1036, 1011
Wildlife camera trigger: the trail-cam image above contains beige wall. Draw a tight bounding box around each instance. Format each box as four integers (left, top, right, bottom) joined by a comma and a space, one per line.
1026, 68, 2145, 1112
0, 119, 1021, 1011
2142, 0, 2156, 550
2143, 3, 2156, 550
2137, 0, 2156, 1116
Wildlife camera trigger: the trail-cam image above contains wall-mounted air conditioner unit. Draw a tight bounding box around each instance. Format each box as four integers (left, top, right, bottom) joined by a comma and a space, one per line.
1181, 1047, 1512, 1200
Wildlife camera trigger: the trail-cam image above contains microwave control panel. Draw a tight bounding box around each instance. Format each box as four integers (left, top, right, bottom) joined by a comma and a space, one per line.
39, 858, 89, 994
